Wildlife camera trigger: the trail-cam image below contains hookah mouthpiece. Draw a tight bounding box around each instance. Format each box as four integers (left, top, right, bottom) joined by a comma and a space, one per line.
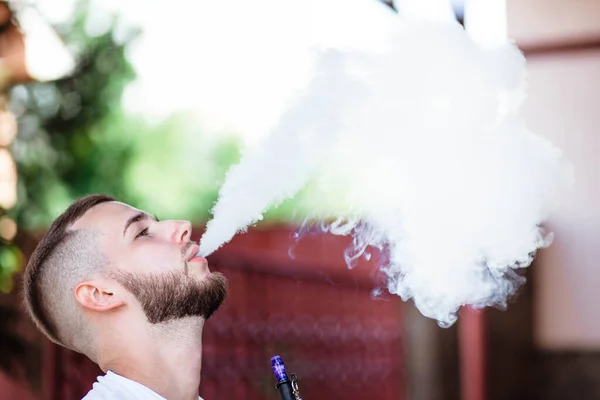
271, 355, 302, 400
271, 355, 289, 382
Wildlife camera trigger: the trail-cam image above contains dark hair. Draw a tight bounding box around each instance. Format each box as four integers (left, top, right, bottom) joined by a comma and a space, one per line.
22, 194, 115, 344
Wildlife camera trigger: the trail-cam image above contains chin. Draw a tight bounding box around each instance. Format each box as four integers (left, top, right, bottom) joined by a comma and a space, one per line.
186, 261, 210, 279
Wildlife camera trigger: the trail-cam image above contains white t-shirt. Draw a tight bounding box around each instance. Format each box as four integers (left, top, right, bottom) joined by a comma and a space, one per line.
82, 370, 203, 400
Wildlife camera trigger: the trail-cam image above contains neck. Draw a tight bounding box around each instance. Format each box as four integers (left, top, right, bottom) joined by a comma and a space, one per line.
100, 317, 205, 400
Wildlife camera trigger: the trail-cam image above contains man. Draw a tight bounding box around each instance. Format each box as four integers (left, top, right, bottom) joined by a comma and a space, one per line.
22, 194, 228, 400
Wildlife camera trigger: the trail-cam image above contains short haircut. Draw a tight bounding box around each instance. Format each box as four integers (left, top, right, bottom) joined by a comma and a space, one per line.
23, 194, 115, 353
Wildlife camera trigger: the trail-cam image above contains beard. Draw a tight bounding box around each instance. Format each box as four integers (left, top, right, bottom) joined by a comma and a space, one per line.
110, 269, 228, 324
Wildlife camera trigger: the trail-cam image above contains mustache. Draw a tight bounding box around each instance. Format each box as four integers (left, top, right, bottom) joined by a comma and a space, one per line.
181, 241, 197, 259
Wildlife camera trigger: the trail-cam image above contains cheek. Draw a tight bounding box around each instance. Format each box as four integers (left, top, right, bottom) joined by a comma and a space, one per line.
132, 243, 181, 273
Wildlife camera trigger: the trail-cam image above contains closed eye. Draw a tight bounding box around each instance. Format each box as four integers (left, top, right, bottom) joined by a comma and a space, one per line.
135, 228, 149, 239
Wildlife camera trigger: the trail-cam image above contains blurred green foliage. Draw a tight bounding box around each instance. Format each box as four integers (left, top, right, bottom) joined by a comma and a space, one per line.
9, 2, 138, 232
0, 0, 137, 291
0, 245, 23, 292
121, 115, 242, 222
0, 0, 246, 289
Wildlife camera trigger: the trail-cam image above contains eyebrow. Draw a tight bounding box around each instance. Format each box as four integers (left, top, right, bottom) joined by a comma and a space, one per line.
123, 212, 159, 238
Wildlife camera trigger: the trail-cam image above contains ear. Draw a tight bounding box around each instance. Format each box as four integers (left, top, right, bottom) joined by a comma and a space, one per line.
74, 280, 125, 312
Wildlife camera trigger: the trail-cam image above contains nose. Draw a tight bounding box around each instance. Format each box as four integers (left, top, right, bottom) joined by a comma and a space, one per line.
163, 220, 192, 244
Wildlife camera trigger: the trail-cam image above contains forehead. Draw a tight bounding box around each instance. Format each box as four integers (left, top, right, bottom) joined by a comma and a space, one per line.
70, 201, 141, 233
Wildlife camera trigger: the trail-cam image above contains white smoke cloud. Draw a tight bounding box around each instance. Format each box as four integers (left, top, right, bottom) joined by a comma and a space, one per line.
199, 4, 571, 326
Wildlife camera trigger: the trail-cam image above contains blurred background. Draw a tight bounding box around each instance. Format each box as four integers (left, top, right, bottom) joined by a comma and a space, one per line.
0, 0, 598, 399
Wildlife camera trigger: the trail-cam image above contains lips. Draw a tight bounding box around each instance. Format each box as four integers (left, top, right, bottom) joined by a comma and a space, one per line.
186, 244, 201, 261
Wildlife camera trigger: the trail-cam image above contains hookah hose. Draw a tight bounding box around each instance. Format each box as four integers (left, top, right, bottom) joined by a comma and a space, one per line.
271, 355, 303, 400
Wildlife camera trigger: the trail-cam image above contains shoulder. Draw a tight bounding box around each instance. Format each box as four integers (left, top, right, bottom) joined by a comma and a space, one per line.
81, 391, 106, 400
81, 371, 165, 400
81, 372, 125, 400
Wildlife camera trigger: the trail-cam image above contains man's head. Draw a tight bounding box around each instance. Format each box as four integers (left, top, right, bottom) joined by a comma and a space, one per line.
23, 194, 227, 358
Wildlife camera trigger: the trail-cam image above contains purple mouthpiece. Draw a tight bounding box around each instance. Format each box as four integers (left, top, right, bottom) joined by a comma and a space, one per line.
271, 355, 289, 382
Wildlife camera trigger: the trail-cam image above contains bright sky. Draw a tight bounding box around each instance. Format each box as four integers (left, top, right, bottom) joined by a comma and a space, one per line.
30, 0, 491, 144
30, 0, 395, 141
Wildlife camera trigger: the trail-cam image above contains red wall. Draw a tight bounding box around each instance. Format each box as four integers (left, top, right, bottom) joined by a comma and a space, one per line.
0, 372, 37, 400
201, 225, 404, 400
